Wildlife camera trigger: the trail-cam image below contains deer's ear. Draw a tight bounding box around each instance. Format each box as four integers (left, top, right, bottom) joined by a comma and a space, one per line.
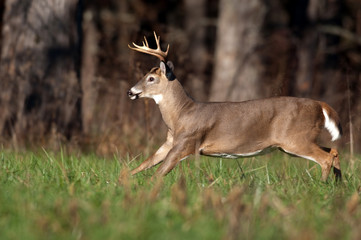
166, 61, 174, 71
160, 61, 176, 81
160, 61, 167, 75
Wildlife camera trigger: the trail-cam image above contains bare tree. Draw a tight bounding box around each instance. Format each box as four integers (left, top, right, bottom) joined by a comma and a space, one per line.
0, 0, 81, 145
184, 0, 207, 101
81, 10, 98, 135
210, 0, 266, 102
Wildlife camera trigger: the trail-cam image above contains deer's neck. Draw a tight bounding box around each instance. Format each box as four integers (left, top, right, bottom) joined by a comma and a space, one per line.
157, 80, 194, 131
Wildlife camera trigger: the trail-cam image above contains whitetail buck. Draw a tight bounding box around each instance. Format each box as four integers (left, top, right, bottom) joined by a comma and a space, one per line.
127, 32, 342, 181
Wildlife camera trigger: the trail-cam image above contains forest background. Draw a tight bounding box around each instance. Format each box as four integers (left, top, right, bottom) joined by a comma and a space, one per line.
0, 0, 360, 157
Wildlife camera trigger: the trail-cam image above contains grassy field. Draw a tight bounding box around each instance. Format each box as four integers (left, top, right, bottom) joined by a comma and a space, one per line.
0, 149, 360, 240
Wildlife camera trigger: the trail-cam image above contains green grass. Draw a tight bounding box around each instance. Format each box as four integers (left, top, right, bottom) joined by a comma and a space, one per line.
0, 149, 360, 240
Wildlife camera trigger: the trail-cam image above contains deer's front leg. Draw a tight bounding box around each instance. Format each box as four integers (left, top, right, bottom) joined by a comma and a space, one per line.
153, 138, 195, 177
131, 131, 173, 175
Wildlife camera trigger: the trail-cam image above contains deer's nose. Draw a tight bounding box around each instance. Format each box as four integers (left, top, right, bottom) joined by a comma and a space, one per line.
127, 89, 141, 100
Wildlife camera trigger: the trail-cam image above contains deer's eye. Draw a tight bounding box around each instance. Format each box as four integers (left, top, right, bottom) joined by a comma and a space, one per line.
148, 77, 155, 82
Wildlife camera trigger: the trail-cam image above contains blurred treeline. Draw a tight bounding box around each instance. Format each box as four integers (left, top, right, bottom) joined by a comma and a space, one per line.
0, 0, 360, 155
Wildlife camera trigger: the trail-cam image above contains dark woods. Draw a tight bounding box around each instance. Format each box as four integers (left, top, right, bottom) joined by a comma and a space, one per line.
0, 0, 360, 155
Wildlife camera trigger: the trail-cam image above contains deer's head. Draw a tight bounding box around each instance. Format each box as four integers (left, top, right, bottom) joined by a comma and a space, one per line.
127, 32, 175, 104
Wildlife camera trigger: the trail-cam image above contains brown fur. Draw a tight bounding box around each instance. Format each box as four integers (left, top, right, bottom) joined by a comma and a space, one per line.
129, 67, 342, 181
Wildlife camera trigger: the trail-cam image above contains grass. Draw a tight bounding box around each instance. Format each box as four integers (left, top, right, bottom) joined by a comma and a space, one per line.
0, 148, 360, 240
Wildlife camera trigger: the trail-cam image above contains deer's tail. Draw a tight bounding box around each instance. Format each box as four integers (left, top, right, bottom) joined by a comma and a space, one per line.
320, 102, 342, 142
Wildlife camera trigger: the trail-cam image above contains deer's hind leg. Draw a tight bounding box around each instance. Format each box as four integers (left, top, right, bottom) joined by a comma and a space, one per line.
321, 147, 342, 181
281, 143, 338, 182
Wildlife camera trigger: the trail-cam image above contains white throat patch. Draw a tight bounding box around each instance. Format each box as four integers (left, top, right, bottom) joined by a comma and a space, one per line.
152, 94, 163, 104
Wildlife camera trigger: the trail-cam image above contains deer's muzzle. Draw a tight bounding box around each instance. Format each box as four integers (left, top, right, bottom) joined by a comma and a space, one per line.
127, 89, 141, 100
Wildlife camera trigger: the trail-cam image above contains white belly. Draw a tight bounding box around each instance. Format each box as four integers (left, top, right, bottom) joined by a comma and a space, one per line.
205, 150, 263, 159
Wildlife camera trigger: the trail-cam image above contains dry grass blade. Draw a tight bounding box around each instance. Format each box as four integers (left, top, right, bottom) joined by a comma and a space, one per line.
148, 178, 164, 202
225, 186, 247, 240
202, 187, 225, 221
347, 192, 360, 215
171, 174, 188, 216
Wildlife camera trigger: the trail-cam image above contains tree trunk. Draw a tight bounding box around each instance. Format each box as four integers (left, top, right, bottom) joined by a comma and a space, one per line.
81, 10, 98, 135
0, 0, 81, 145
352, 72, 361, 154
294, 30, 317, 97
209, 0, 266, 102
184, 0, 207, 101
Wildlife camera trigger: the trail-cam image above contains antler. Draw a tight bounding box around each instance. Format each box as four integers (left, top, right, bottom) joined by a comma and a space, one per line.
128, 32, 169, 62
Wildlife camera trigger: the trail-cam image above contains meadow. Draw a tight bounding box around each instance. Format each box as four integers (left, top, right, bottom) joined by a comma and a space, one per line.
0, 148, 360, 240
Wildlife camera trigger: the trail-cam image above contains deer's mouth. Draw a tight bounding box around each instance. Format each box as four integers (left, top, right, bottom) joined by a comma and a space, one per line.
127, 89, 142, 100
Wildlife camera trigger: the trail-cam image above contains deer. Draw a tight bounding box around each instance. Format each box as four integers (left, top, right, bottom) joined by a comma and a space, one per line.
127, 32, 342, 181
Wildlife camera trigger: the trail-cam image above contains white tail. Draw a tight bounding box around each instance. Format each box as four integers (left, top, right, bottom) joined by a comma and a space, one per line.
322, 108, 341, 141
127, 33, 342, 182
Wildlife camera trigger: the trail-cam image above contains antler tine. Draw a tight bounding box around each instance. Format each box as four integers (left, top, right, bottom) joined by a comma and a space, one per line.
143, 36, 149, 47
153, 32, 170, 55
128, 32, 169, 62
153, 32, 161, 50
165, 43, 169, 56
